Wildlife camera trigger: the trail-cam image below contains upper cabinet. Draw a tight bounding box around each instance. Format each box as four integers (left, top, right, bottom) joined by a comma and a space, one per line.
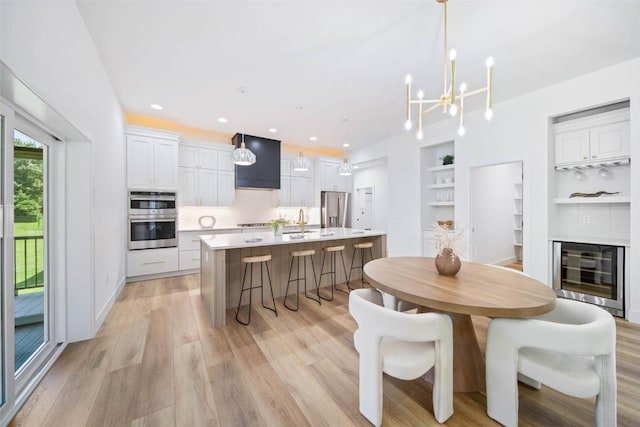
126, 128, 179, 190
178, 141, 235, 207
554, 108, 630, 166
318, 159, 351, 192
278, 156, 315, 207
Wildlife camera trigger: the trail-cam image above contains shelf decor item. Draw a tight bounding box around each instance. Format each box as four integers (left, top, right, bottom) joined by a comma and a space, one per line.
434, 222, 464, 276
440, 154, 454, 165
268, 215, 289, 235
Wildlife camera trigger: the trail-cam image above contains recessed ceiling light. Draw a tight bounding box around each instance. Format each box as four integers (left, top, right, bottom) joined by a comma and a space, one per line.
343, 143, 350, 147
150, 104, 163, 110
353, 165, 359, 169
269, 128, 278, 133
217, 117, 228, 123
310, 136, 318, 141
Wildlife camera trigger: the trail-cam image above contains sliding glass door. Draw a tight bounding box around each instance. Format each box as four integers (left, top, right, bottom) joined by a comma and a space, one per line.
0, 103, 58, 421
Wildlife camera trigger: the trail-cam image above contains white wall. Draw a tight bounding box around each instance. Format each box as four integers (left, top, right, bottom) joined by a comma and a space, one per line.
353, 58, 640, 322
470, 162, 521, 265
1, 1, 126, 339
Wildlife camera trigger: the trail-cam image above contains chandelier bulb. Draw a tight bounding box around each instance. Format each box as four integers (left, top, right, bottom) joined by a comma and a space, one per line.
486, 56, 494, 67
485, 108, 493, 120
449, 49, 457, 61
458, 126, 466, 136
449, 104, 458, 117
417, 90, 424, 99
460, 82, 467, 93
404, 120, 413, 131
417, 130, 424, 140
405, 74, 412, 84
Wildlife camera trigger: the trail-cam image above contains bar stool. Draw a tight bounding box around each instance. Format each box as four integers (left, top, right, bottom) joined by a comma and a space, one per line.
235, 254, 278, 325
348, 241, 375, 288
318, 245, 351, 301
284, 249, 321, 311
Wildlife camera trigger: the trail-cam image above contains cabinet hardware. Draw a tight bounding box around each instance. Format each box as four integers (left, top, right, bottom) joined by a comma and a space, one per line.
142, 261, 165, 265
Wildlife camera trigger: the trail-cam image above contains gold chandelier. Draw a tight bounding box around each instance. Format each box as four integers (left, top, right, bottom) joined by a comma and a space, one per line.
404, 0, 493, 138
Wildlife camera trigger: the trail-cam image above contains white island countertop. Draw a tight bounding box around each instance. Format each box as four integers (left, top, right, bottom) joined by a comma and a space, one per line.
200, 228, 386, 250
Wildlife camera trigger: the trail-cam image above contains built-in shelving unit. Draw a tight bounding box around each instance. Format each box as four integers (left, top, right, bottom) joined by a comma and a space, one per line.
420, 140, 455, 256
513, 181, 523, 261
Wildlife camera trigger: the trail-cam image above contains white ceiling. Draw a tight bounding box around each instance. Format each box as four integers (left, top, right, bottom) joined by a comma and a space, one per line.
76, 0, 640, 149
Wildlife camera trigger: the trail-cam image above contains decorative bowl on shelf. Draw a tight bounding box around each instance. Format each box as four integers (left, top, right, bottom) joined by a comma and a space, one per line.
437, 220, 454, 229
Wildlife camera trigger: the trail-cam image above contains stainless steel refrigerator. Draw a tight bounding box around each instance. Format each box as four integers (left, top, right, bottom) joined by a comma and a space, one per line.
321, 191, 351, 228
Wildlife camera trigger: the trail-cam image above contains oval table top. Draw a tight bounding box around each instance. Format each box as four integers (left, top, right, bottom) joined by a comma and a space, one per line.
364, 256, 556, 318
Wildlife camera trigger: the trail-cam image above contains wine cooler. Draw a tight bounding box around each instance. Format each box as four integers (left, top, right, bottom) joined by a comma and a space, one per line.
553, 241, 624, 317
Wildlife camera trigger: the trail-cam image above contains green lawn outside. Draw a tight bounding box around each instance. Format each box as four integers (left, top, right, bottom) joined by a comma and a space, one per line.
14, 221, 44, 294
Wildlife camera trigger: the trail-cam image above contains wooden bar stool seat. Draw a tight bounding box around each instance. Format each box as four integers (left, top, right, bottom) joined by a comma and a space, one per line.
318, 244, 351, 301
235, 254, 277, 325
284, 249, 321, 311
348, 241, 375, 288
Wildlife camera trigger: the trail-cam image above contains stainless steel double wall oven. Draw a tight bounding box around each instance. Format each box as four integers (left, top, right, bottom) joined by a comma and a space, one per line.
128, 190, 177, 250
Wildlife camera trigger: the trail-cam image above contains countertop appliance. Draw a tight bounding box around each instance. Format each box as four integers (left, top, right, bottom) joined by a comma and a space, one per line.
128, 190, 178, 250
321, 191, 351, 228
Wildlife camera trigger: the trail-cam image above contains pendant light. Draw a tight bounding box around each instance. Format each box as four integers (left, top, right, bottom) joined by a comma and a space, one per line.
337, 117, 352, 176
233, 133, 256, 166
337, 157, 353, 176
292, 150, 310, 171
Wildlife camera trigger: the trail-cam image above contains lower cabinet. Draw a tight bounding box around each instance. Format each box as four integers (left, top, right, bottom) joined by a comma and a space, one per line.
127, 247, 179, 278
179, 231, 202, 270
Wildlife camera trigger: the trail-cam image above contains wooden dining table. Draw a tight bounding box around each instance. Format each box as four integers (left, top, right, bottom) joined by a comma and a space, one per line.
363, 256, 556, 393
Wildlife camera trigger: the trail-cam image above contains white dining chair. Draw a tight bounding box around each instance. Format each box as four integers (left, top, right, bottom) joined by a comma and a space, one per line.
378, 290, 420, 312
485, 298, 617, 427
349, 288, 454, 425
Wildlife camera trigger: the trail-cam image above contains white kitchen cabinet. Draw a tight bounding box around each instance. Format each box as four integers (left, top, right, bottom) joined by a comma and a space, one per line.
179, 231, 203, 270
278, 156, 316, 207
127, 247, 179, 277
290, 176, 314, 207
318, 159, 350, 192
178, 142, 235, 206
589, 121, 630, 161
126, 130, 179, 190
278, 175, 291, 206
554, 129, 591, 164
217, 170, 235, 206
554, 108, 630, 166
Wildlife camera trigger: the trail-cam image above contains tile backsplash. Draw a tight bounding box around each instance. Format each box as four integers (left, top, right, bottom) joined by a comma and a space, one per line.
553, 204, 630, 243
178, 189, 320, 229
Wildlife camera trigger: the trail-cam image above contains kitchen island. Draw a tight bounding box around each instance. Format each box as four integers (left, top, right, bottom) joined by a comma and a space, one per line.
200, 228, 387, 328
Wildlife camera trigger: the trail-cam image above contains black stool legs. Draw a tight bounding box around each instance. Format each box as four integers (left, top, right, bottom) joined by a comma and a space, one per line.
318, 249, 351, 301
348, 245, 375, 288
284, 253, 321, 311
235, 259, 278, 325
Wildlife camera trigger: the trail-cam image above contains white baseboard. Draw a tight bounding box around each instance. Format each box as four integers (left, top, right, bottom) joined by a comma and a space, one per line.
95, 275, 126, 331
493, 256, 518, 267
627, 308, 640, 324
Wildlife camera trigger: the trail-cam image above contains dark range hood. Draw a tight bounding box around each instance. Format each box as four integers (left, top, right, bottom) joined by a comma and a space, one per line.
232, 133, 281, 189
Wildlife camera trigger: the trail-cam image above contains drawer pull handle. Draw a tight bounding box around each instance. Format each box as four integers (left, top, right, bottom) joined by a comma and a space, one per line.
191, 239, 199, 242
192, 258, 199, 261
142, 261, 165, 265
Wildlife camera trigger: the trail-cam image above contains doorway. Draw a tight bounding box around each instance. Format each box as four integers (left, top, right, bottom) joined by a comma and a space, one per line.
354, 186, 374, 230
470, 161, 523, 268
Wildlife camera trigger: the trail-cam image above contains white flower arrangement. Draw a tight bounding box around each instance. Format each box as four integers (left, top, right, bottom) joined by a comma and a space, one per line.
434, 222, 465, 259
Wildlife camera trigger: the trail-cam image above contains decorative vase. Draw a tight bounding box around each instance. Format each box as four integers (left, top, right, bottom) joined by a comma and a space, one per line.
435, 248, 461, 276
274, 224, 283, 236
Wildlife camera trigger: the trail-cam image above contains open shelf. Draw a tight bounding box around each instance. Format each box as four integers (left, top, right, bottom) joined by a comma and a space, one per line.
553, 196, 630, 204
428, 164, 455, 172
428, 183, 455, 189
513, 242, 523, 247
429, 202, 455, 207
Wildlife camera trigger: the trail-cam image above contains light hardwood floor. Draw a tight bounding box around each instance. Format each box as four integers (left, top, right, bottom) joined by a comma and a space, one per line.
10, 274, 640, 426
